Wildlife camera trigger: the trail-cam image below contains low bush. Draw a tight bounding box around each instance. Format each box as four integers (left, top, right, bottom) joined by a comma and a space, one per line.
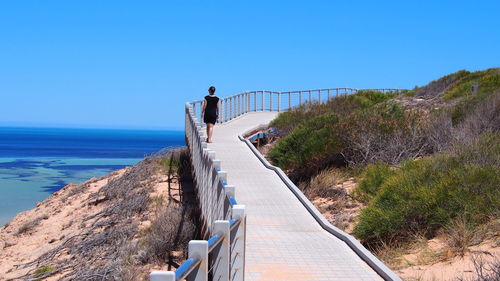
354, 133, 500, 243
143, 204, 195, 262
339, 102, 428, 165
268, 113, 343, 176
33, 265, 55, 278
269, 97, 418, 174
270, 90, 399, 136
353, 163, 394, 203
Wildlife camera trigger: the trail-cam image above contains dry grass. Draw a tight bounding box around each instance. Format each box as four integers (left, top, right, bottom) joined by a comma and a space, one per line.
16, 214, 48, 235
445, 216, 481, 256
371, 232, 444, 271
142, 203, 195, 263
301, 168, 348, 198
299, 168, 363, 230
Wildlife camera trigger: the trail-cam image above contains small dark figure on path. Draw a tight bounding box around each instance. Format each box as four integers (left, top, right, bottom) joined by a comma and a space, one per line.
201, 86, 220, 143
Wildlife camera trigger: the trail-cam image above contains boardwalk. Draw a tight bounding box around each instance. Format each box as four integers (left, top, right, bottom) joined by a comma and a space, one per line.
208, 112, 385, 281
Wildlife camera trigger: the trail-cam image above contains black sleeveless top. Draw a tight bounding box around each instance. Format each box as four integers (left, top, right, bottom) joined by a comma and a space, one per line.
204, 95, 219, 124
204, 95, 219, 115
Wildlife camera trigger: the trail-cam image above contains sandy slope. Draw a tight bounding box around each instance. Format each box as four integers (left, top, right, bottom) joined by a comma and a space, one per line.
0, 170, 124, 280
0, 163, 182, 281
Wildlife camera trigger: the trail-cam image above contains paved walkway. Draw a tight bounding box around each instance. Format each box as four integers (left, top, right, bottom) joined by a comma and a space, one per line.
208, 112, 384, 281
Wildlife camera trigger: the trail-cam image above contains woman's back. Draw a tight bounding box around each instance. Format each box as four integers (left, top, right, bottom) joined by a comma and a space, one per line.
204, 95, 219, 114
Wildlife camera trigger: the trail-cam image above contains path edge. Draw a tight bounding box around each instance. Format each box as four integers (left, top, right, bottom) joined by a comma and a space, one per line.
238, 127, 402, 281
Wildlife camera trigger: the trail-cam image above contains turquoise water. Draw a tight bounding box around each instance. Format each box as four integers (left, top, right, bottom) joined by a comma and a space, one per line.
0, 127, 184, 225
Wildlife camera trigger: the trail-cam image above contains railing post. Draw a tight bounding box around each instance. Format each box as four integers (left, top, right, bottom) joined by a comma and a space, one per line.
270, 92, 273, 111
186, 241, 208, 281
225, 99, 228, 122
327, 89, 330, 101
254, 92, 257, 112
309, 90, 312, 103
212, 159, 221, 170
224, 184, 235, 198
213, 221, 230, 281
231, 205, 246, 281
318, 89, 321, 103
277, 92, 280, 112
246, 92, 250, 113
261, 91, 264, 111
233, 96, 236, 118
336, 88, 339, 97
199, 102, 203, 124
221, 100, 224, 122
232, 97, 235, 119
150, 271, 175, 281
299, 90, 302, 106
218, 170, 228, 184
236, 95, 239, 117
288, 92, 291, 110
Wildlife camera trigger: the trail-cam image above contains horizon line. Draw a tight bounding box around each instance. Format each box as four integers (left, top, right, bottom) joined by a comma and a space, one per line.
0, 123, 184, 132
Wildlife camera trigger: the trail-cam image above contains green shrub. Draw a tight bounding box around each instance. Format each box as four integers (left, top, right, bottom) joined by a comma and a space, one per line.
270, 90, 400, 136
348, 90, 400, 107
268, 113, 342, 171
444, 68, 500, 100
33, 265, 55, 278
354, 133, 500, 242
354, 163, 395, 203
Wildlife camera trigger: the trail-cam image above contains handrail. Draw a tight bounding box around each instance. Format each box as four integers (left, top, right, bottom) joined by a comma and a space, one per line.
189, 88, 403, 124
175, 258, 201, 281
229, 218, 241, 230
150, 98, 247, 281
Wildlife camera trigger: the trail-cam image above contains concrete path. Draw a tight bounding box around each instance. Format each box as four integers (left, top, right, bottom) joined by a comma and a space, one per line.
208, 112, 384, 281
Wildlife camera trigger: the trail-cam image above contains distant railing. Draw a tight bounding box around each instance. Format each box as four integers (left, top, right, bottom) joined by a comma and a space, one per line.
151, 87, 402, 281
190, 88, 402, 123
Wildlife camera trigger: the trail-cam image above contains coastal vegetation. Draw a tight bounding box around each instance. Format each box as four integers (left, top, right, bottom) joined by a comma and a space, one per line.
267, 68, 500, 277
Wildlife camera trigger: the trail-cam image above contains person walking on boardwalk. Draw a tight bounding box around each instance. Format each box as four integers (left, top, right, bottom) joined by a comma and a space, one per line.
201, 86, 220, 143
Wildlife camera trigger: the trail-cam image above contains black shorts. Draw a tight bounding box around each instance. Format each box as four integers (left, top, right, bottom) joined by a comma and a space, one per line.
204, 113, 217, 124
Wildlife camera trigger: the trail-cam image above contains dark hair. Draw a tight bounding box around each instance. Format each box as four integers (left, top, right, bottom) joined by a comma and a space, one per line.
208, 86, 216, 95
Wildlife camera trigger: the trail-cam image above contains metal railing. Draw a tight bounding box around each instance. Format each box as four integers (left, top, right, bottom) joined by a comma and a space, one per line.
190, 88, 402, 123
151, 87, 402, 281
150, 103, 247, 281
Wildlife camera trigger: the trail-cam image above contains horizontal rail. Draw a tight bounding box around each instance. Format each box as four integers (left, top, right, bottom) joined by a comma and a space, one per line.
190, 88, 404, 124
229, 196, 237, 205
207, 234, 223, 252
229, 218, 241, 231
175, 258, 201, 281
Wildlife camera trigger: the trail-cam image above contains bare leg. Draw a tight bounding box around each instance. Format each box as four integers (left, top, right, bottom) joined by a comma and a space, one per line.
207, 123, 214, 143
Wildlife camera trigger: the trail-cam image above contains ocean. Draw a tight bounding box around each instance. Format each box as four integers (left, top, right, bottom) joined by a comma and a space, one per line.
0, 127, 185, 226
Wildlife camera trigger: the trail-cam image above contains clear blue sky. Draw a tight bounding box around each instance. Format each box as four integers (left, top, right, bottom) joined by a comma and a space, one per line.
1, 0, 499, 130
